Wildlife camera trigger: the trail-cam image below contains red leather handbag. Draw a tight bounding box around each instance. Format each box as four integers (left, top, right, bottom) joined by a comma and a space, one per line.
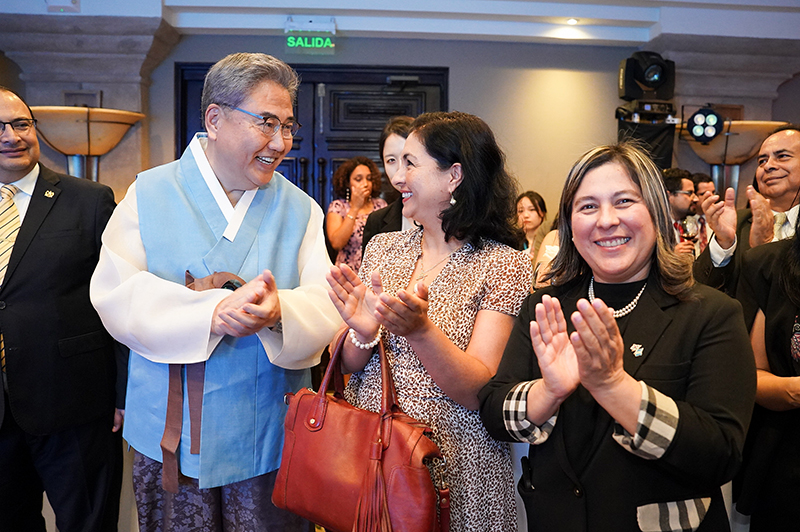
272, 330, 450, 532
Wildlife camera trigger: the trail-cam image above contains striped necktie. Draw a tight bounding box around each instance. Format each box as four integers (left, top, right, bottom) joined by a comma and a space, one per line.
0, 184, 20, 372
773, 211, 788, 241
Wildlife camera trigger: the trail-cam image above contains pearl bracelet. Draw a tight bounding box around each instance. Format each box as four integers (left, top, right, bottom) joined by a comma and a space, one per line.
348, 328, 381, 350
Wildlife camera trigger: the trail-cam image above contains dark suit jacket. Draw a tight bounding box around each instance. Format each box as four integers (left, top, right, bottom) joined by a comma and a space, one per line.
479, 274, 756, 531
693, 208, 752, 295
0, 165, 122, 435
361, 199, 403, 256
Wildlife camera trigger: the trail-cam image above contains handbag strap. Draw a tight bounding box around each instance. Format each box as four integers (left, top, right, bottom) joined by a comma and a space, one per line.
321, 328, 400, 416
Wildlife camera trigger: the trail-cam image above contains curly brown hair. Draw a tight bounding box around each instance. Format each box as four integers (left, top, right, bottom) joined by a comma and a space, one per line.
332, 156, 382, 200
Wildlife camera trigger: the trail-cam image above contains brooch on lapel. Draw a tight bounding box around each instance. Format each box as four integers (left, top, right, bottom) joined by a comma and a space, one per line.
630, 343, 644, 358
44, 190, 55, 198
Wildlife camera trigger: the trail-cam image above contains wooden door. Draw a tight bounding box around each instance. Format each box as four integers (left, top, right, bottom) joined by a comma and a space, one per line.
175, 64, 448, 208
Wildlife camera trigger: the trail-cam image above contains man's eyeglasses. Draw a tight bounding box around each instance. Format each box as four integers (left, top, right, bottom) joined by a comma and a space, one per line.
672, 190, 697, 197
223, 105, 300, 139
0, 118, 37, 134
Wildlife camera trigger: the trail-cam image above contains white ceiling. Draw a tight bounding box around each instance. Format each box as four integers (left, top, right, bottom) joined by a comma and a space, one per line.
161, 0, 800, 45
5, 0, 800, 46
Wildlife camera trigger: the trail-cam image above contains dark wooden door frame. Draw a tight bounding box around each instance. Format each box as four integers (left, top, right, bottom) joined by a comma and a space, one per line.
174, 63, 448, 160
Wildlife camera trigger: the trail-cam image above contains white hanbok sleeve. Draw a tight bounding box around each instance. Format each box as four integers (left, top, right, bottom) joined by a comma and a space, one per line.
90, 183, 341, 367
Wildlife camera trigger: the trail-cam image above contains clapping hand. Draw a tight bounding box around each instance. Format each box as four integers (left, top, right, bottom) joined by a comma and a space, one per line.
569, 298, 626, 394
211, 269, 281, 336
747, 185, 775, 247
702, 187, 737, 249
530, 296, 627, 400
530, 294, 639, 433
326, 264, 381, 340
529, 295, 580, 402
374, 281, 430, 338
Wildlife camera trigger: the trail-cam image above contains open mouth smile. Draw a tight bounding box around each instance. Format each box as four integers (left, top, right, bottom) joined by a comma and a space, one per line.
595, 237, 630, 247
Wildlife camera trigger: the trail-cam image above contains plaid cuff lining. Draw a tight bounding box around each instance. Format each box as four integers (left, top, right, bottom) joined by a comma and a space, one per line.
502, 380, 556, 445
613, 381, 679, 459
637, 497, 711, 532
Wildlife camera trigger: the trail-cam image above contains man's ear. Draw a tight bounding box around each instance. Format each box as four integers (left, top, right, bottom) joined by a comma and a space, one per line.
205, 104, 222, 141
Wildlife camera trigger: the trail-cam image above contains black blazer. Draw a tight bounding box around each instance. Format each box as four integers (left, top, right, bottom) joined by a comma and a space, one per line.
479, 274, 756, 531
0, 165, 122, 435
693, 208, 753, 295
361, 199, 403, 256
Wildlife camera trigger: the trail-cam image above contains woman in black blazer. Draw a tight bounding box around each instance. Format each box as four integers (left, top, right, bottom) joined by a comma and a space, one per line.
479, 142, 756, 532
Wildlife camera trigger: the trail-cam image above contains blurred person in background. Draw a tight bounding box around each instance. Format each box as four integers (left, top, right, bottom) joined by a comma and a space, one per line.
326, 156, 386, 273
517, 190, 549, 262
362, 115, 415, 254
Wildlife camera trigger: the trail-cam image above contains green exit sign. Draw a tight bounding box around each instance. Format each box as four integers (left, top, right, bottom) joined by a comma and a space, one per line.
285, 32, 336, 55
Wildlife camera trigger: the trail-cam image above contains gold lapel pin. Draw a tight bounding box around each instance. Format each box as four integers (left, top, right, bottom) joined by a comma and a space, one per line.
630, 343, 644, 357
44, 190, 55, 198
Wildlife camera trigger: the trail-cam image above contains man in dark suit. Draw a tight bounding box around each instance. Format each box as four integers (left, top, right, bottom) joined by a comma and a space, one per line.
694, 124, 800, 294
0, 87, 124, 531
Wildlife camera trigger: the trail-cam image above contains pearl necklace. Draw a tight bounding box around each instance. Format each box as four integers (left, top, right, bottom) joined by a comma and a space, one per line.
588, 276, 647, 318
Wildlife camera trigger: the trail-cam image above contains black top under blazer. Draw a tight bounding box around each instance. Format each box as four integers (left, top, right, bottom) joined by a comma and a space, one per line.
479, 272, 756, 532
0, 165, 123, 435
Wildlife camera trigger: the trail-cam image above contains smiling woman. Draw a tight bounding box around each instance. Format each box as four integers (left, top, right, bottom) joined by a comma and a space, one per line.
480, 141, 757, 532
326, 111, 531, 531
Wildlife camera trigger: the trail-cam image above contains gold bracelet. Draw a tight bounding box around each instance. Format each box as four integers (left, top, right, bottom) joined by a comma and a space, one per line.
346, 214, 356, 220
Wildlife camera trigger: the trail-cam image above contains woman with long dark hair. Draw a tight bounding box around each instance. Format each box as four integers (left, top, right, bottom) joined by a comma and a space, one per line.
327, 111, 531, 530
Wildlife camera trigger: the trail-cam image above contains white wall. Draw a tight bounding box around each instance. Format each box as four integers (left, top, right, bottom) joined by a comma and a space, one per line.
0, 0, 161, 16
774, 73, 800, 125
148, 34, 637, 217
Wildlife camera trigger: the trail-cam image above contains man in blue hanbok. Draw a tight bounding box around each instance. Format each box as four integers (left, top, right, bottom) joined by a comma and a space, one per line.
90, 53, 341, 531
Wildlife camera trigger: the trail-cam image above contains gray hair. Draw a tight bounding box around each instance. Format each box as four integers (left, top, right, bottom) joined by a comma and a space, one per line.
200, 53, 300, 122
546, 141, 694, 300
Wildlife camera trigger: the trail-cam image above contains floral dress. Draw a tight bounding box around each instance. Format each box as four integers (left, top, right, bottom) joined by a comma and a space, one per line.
345, 227, 532, 531
327, 198, 387, 273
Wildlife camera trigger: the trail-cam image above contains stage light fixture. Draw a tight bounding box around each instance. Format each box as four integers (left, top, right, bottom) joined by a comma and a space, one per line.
619, 51, 675, 101
688, 108, 723, 144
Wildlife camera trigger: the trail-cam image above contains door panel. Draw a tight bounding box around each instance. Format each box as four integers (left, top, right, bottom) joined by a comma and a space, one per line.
175, 64, 448, 208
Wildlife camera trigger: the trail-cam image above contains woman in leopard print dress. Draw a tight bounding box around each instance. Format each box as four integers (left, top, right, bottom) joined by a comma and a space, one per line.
327, 111, 531, 531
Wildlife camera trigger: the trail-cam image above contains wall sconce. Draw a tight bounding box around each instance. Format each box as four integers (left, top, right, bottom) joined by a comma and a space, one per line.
29, 106, 145, 182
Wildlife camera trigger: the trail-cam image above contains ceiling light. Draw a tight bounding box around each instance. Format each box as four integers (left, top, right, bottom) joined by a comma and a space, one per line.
567, 18, 579, 25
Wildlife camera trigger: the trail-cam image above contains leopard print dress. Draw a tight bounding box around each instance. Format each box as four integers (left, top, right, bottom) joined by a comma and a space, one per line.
345, 228, 531, 531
